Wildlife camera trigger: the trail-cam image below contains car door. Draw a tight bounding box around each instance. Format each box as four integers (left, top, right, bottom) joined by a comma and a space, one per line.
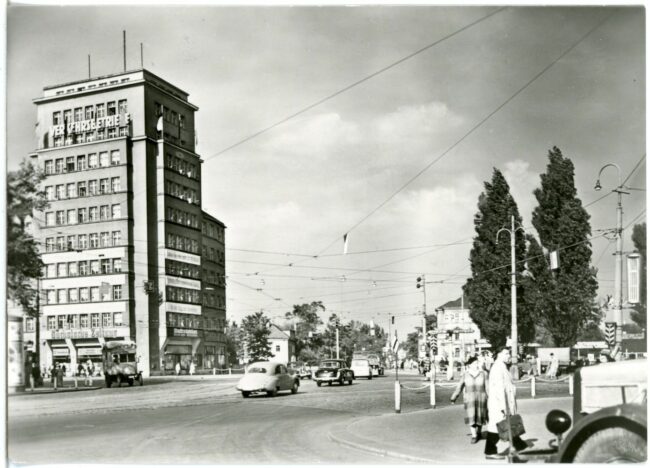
276, 364, 289, 390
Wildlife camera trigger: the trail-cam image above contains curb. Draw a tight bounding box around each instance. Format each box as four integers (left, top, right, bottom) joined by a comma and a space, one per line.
9, 386, 102, 396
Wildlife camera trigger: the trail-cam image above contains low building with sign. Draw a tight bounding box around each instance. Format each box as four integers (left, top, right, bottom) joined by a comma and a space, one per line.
268, 325, 296, 364
433, 296, 490, 363
29, 68, 227, 376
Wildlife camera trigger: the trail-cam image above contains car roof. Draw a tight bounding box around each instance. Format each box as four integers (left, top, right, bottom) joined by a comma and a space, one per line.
321, 359, 345, 363
248, 361, 284, 370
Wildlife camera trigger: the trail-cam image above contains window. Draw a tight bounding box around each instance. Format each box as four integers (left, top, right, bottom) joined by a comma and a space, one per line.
46, 315, 56, 330
67, 209, 76, 225
111, 177, 120, 192
25, 317, 35, 332
118, 100, 128, 114
97, 129, 105, 140
57, 315, 67, 330
100, 232, 110, 247
111, 204, 121, 219
78, 182, 87, 197
112, 231, 121, 246
55, 158, 64, 173
90, 259, 99, 274
85, 106, 93, 120
276, 345, 281, 352
78, 208, 87, 224
88, 180, 97, 196
57, 263, 67, 277
47, 290, 56, 304
68, 262, 78, 276
63, 109, 72, 123
45, 186, 54, 200
99, 205, 109, 220
54, 136, 63, 147
107, 101, 116, 116
44, 160, 54, 174
56, 185, 65, 200
119, 126, 128, 137
107, 128, 116, 139
77, 155, 86, 171
79, 287, 89, 302
99, 152, 109, 167
46, 264, 56, 278
79, 261, 88, 275
53, 111, 62, 125
69, 289, 78, 303
45, 238, 54, 252
80, 314, 89, 328
88, 153, 98, 168
57, 289, 67, 304
66, 235, 76, 251
66, 156, 75, 172
113, 258, 122, 272
55, 210, 65, 226
112, 285, 122, 300
56, 237, 65, 251
114, 312, 123, 326
99, 178, 109, 194
90, 287, 99, 302
101, 259, 111, 274
91, 313, 100, 327
71, 314, 79, 329
96, 104, 105, 118
89, 207, 98, 221
67, 183, 76, 198
102, 312, 112, 327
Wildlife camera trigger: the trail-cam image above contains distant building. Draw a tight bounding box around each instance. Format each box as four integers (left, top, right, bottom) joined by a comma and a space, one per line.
434, 296, 490, 362
268, 325, 296, 363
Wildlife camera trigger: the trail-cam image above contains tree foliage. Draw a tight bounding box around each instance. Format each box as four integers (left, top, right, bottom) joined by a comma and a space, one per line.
7, 160, 48, 317
463, 168, 536, 349
224, 321, 244, 366
284, 301, 325, 357
241, 311, 273, 362
528, 147, 598, 346
630, 223, 646, 330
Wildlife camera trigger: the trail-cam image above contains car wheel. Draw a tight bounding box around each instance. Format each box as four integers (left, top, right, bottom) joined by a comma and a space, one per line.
328, 381, 332, 386
291, 382, 298, 394
572, 427, 646, 463
105, 376, 112, 388
348, 377, 353, 385
267, 388, 278, 397
128, 378, 134, 386
242, 391, 250, 398
316, 381, 322, 387
368, 375, 372, 380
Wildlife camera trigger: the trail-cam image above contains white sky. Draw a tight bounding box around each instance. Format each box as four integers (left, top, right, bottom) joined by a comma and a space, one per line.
6, 4, 646, 340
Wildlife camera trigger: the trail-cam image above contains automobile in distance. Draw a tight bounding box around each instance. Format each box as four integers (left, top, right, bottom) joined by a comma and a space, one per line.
236, 361, 300, 398
102, 340, 143, 387
350, 358, 372, 379
514, 358, 647, 463
287, 361, 312, 379
352, 351, 384, 376
313, 359, 354, 386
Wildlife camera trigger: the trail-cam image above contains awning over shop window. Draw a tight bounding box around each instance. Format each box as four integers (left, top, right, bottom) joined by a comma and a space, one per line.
165, 345, 192, 354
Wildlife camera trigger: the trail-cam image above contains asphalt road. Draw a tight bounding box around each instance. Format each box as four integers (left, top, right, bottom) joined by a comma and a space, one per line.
8, 371, 571, 464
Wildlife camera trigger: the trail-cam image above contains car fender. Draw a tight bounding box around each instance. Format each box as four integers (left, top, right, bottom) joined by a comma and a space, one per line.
555, 403, 647, 463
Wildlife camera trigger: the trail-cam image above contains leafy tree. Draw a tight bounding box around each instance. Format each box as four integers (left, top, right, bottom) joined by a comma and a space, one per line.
529, 147, 598, 346
7, 160, 48, 317
463, 168, 536, 349
241, 311, 273, 362
224, 321, 244, 366
577, 322, 605, 341
404, 331, 420, 361
630, 223, 646, 330
284, 302, 325, 356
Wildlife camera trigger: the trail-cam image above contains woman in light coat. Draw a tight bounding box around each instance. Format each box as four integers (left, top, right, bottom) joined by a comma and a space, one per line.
450, 356, 488, 443
484, 347, 528, 459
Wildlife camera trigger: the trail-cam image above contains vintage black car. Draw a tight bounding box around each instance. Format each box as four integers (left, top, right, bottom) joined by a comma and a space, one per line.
313, 359, 354, 386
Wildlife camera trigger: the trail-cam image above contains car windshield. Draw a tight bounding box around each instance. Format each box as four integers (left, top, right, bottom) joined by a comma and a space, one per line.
352, 360, 368, 366
321, 361, 341, 369
248, 367, 268, 373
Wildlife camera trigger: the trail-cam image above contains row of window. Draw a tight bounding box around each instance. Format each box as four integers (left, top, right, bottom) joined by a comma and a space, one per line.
202, 245, 225, 264
46, 312, 124, 330
45, 231, 121, 252
53, 127, 128, 147
167, 313, 224, 331
45, 257, 122, 278
158, 104, 186, 129
166, 286, 201, 305
44, 150, 121, 174
166, 206, 199, 229
164, 179, 199, 205
44, 204, 122, 227
165, 153, 199, 180
53, 101, 128, 125
45, 177, 121, 201
165, 259, 201, 280
203, 268, 225, 286
166, 233, 200, 255
55, 78, 130, 96
203, 291, 226, 308
45, 284, 123, 304
202, 221, 224, 242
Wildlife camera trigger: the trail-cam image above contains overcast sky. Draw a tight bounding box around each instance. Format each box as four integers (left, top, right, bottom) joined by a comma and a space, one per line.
7, 5, 646, 339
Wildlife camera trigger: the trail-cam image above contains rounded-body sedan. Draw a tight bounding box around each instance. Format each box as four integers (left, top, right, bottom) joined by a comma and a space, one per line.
236, 361, 300, 398
313, 359, 354, 386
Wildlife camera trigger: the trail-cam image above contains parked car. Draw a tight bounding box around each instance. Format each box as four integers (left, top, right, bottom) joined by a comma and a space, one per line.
288, 361, 312, 379
350, 358, 372, 380
313, 359, 354, 386
102, 340, 143, 387
236, 361, 300, 398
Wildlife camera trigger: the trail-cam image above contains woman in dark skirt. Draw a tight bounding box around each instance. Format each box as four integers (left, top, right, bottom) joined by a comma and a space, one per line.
450, 355, 488, 443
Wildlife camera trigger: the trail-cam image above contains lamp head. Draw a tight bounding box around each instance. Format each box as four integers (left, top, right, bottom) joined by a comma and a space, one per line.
594, 180, 602, 191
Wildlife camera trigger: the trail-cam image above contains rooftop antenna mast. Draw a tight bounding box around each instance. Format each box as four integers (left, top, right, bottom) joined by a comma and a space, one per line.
140, 42, 144, 68
88, 54, 91, 79
123, 30, 127, 72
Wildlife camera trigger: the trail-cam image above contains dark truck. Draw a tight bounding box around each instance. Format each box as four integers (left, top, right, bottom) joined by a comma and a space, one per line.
515, 358, 646, 463
102, 340, 144, 388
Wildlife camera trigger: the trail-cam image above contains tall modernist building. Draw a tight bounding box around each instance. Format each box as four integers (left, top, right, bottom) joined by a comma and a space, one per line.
30, 69, 227, 376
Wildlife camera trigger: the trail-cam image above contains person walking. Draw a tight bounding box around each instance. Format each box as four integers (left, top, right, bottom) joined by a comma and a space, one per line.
189, 361, 196, 376
450, 356, 488, 444
546, 353, 559, 379
484, 347, 528, 459
175, 362, 181, 376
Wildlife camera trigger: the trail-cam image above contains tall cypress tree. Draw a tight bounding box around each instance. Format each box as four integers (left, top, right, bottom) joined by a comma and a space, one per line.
630, 223, 646, 329
529, 147, 598, 346
463, 169, 536, 350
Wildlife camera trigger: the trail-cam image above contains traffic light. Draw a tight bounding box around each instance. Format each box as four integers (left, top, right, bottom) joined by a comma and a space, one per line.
416, 276, 422, 289
391, 316, 395, 325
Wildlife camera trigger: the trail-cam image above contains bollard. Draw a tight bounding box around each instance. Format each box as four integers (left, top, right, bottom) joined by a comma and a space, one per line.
531, 375, 536, 398
229, 368, 232, 375
30, 374, 35, 392
213, 368, 216, 376
395, 381, 401, 414
74, 376, 78, 389
430, 378, 436, 408
569, 375, 574, 396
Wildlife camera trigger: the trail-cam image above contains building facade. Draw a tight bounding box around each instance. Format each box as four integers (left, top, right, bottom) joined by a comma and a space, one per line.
434, 296, 490, 363
30, 69, 226, 376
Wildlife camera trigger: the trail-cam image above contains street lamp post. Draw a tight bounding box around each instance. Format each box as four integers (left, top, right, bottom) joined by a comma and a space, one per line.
595, 163, 629, 357
497, 215, 525, 378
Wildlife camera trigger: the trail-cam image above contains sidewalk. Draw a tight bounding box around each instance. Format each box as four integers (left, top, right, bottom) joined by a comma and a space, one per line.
9, 385, 101, 396
329, 396, 572, 464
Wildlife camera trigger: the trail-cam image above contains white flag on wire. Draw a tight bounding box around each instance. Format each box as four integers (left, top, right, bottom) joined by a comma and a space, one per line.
343, 233, 349, 255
